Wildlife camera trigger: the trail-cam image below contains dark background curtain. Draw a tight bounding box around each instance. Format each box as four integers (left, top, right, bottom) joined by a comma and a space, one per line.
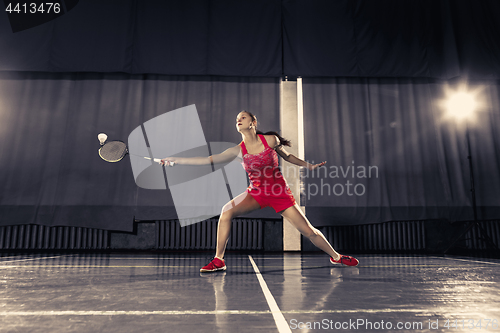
303, 78, 500, 226
1, 0, 500, 78
1, 1, 499, 230
282, 0, 499, 78
0, 0, 283, 76
0, 72, 280, 231
283, 0, 461, 78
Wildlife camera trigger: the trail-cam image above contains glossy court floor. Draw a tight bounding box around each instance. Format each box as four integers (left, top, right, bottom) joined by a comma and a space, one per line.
0, 253, 499, 333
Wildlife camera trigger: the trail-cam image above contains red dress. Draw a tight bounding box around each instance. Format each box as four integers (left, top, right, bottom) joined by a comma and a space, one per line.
240, 134, 296, 213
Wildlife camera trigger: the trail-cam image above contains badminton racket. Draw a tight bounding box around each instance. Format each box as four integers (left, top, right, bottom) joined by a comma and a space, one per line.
97, 136, 173, 166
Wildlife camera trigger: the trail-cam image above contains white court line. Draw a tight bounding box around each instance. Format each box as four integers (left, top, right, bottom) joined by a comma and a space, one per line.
0, 255, 68, 263
0, 310, 269, 316
94, 258, 211, 260
1, 308, 499, 316
64, 256, 330, 260
0, 255, 26, 260
248, 255, 292, 333
283, 308, 500, 314
432, 256, 500, 266
96, 257, 292, 260
0, 256, 306, 261
69, 257, 262, 260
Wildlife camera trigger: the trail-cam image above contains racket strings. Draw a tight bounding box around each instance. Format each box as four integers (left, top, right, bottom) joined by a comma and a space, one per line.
99, 141, 128, 162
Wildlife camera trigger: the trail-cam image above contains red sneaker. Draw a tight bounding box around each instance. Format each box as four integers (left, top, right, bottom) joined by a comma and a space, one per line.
200, 257, 226, 273
330, 255, 359, 266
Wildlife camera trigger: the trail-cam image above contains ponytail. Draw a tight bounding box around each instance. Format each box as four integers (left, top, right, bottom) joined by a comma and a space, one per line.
241, 110, 292, 147
256, 130, 292, 147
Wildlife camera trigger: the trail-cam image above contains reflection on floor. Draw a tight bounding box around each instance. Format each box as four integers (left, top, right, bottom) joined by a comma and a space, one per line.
0, 253, 499, 332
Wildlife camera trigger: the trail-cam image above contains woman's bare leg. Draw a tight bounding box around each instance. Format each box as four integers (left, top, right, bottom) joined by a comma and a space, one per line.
216, 192, 261, 259
280, 203, 341, 260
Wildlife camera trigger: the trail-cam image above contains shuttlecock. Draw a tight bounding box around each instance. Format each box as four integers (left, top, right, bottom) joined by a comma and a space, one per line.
98, 133, 108, 145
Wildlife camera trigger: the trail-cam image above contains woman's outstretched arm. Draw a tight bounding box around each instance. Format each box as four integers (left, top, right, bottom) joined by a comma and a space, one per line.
267, 134, 326, 171
161, 145, 240, 166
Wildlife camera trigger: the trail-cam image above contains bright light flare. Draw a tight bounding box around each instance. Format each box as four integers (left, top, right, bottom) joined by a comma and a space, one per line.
445, 92, 476, 121
440, 84, 483, 123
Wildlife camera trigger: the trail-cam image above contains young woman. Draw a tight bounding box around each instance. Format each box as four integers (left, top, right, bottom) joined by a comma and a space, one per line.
161, 111, 359, 272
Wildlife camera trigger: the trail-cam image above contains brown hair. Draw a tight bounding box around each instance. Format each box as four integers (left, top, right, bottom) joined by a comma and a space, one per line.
241, 110, 291, 147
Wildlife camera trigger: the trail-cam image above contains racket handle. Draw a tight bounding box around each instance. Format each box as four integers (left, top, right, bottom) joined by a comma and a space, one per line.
144, 157, 162, 163
159, 159, 175, 166
144, 157, 175, 166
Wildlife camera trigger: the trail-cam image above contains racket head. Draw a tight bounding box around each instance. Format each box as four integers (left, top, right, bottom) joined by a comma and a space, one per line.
98, 140, 128, 162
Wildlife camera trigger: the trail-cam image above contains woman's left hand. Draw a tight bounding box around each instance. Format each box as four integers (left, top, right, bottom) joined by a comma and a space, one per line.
308, 161, 326, 171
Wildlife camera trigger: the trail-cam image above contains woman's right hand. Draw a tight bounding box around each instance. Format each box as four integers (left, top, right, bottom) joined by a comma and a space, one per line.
160, 157, 176, 166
